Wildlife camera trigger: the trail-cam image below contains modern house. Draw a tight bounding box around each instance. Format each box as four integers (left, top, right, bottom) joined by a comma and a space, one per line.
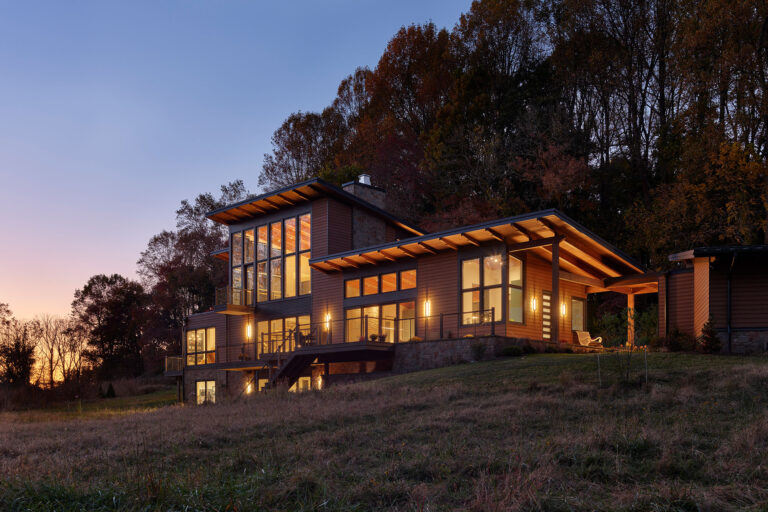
662, 246, 768, 354
166, 175, 658, 404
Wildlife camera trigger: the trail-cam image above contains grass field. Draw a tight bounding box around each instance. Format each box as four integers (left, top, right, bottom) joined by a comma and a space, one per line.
2, 352, 768, 511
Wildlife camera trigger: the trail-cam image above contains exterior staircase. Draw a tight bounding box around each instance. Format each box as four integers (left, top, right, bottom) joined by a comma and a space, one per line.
267, 352, 316, 389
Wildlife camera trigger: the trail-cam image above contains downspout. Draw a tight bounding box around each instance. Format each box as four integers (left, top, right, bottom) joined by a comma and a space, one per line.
727, 253, 737, 353
664, 272, 669, 338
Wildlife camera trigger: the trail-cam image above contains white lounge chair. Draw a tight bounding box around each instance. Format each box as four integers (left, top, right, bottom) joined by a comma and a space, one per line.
576, 331, 603, 347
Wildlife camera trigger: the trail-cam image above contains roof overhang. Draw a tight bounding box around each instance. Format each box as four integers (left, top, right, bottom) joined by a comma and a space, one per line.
205, 178, 424, 237
310, 210, 648, 287
211, 248, 229, 262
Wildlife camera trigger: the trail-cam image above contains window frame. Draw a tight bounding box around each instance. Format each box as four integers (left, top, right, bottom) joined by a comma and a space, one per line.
570, 297, 586, 332
196, 380, 216, 405
186, 327, 215, 366
344, 300, 415, 343
507, 254, 525, 325
460, 256, 504, 325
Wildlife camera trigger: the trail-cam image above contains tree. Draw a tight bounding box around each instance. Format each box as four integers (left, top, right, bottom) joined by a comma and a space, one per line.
0, 305, 36, 388
71, 274, 148, 379
34, 314, 63, 388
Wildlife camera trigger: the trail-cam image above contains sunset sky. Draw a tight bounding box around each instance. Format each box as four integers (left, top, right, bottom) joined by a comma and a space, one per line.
0, 1, 471, 320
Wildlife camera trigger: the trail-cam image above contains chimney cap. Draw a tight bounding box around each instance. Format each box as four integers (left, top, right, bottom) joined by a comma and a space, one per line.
358, 173, 371, 186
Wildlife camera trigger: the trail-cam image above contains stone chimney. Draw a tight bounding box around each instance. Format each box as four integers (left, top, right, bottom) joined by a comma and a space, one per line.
342, 174, 386, 209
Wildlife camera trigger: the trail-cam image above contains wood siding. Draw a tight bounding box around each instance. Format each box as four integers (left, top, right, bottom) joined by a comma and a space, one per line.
710, 254, 768, 329
417, 252, 459, 340
505, 253, 588, 343
666, 270, 694, 336
693, 257, 710, 336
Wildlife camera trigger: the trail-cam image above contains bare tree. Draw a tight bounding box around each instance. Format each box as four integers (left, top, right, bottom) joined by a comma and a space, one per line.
34, 314, 63, 388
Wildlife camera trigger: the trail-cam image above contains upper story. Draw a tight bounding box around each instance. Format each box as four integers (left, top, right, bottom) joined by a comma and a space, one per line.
209, 175, 423, 314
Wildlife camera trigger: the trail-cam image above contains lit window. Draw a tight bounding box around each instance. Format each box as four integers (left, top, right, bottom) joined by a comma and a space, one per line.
299, 214, 311, 251
346, 309, 362, 342
270, 222, 282, 258
509, 256, 524, 323
257, 226, 268, 260
232, 232, 242, 266
284, 255, 296, 298
186, 328, 215, 366
399, 301, 415, 341
381, 273, 397, 293
345, 279, 361, 298
284, 218, 296, 254
299, 252, 311, 295
571, 298, 585, 331
244, 229, 254, 264
363, 276, 379, 295
400, 269, 416, 290
270, 259, 282, 300
196, 380, 215, 404
461, 256, 502, 324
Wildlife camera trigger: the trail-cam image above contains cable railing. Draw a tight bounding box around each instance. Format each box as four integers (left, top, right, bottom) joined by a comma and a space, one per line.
165, 356, 184, 373
215, 287, 254, 307
171, 308, 500, 367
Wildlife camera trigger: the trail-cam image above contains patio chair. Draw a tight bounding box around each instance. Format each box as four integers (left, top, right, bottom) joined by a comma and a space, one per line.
576, 331, 603, 347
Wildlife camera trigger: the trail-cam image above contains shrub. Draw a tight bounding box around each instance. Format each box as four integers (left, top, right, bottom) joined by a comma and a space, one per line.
470, 341, 486, 361
697, 316, 722, 354
105, 383, 116, 398
662, 328, 697, 352
501, 345, 523, 357
522, 344, 537, 354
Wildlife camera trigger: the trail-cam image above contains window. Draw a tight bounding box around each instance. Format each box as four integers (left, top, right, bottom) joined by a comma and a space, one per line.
196, 380, 215, 404
345, 270, 417, 298
399, 301, 415, 341
381, 273, 397, 293
186, 328, 215, 366
246, 265, 254, 306
257, 315, 311, 355
508, 255, 524, 323
244, 229, 254, 264
232, 232, 242, 266
346, 301, 415, 343
345, 279, 360, 298
400, 270, 416, 289
252, 214, 311, 303
461, 256, 503, 324
571, 298, 586, 331
363, 276, 379, 295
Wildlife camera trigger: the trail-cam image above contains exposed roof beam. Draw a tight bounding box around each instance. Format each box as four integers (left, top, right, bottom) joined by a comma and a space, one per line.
508, 236, 563, 253
341, 257, 361, 268
439, 237, 460, 250
559, 271, 604, 288
418, 242, 438, 255
398, 246, 418, 258
242, 203, 267, 214
325, 261, 345, 272
460, 233, 481, 246
511, 222, 536, 241
262, 198, 283, 209
276, 193, 296, 205
378, 250, 397, 261
292, 189, 313, 201
359, 253, 380, 265
309, 262, 333, 273
485, 227, 505, 242
536, 216, 624, 277
536, 244, 611, 280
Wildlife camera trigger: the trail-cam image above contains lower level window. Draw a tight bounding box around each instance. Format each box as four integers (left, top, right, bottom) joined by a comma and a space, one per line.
196, 380, 215, 404
186, 328, 215, 366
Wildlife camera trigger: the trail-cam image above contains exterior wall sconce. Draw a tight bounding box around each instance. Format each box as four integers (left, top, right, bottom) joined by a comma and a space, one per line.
324, 313, 331, 331
560, 303, 567, 316
530, 297, 537, 312
424, 299, 432, 317
246, 382, 253, 394
246, 323, 252, 340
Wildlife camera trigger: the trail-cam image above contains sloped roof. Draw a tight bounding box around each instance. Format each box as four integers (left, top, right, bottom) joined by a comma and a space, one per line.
206, 178, 424, 237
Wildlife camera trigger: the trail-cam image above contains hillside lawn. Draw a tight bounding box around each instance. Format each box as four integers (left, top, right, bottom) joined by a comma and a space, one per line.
2, 352, 768, 511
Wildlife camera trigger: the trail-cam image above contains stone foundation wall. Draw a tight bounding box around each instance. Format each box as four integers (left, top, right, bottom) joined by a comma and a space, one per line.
392, 336, 596, 374
719, 329, 768, 354
183, 367, 249, 403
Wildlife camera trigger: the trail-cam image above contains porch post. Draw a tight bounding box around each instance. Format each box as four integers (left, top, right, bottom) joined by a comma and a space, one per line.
627, 293, 635, 346
551, 239, 560, 343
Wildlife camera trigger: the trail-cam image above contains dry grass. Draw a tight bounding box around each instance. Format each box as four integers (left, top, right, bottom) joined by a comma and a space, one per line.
2, 353, 768, 511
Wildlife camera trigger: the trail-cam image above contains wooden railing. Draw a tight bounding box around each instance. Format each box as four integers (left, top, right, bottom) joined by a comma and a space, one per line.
165, 356, 183, 373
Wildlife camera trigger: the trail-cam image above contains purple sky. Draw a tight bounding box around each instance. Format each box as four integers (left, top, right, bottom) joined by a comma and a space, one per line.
0, 1, 471, 320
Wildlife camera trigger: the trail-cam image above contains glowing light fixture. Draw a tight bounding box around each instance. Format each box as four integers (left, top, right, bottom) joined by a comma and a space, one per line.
246, 382, 253, 394
246, 323, 252, 340
560, 303, 567, 316
324, 313, 331, 331
424, 299, 432, 317
530, 297, 538, 312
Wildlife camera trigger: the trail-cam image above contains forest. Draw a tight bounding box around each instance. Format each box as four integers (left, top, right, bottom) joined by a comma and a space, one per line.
1, 0, 766, 399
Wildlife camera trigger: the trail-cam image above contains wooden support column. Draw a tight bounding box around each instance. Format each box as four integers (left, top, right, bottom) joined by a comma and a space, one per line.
627, 293, 635, 346
551, 238, 560, 343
